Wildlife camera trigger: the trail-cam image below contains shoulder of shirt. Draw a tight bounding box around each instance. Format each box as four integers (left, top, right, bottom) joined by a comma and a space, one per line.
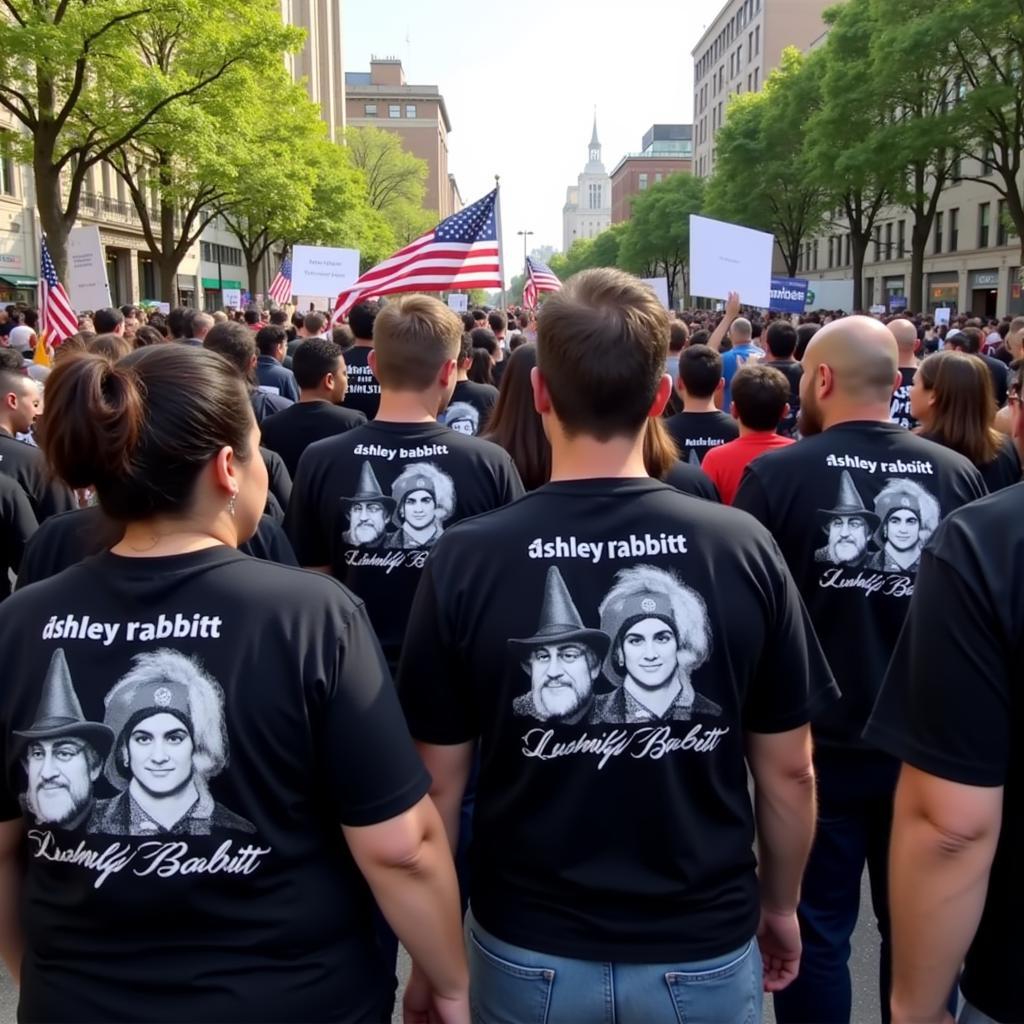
929, 482, 1022, 557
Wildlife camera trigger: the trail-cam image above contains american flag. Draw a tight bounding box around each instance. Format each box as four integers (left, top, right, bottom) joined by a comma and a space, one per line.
522, 255, 561, 309
331, 189, 502, 324
268, 255, 292, 306
39, 237, 77, 344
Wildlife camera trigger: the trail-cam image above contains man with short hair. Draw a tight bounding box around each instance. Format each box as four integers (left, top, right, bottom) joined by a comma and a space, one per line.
665, 345, 739, 463
763, 321, 803, 437
340, 301, 382, 420
398, 267, 837, 1021
487, 310, 509, 352
0, 367, 74, 522
439, 333, 498, 437
701, 364, 794, 504
887, 318, 920, 429
947, 325, 1009, 407
260, 338, 367, 476
165, 307, 188, 341
204, 321, 292, 424
243, 309, 261, 331
285, 294, 523, 672
720, 316, 763, 411
255, 325, 300, 402
301, 311, 327, 339
185, 312, 214, 346
7, 310, 36, 354
733, 316, 987, 1024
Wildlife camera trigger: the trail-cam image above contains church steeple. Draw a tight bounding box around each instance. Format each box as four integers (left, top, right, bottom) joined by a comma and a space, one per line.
590, 110, 600, 150
588, 109, 601, 165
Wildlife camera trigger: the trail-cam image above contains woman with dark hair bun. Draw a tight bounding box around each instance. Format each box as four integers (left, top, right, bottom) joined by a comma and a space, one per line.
0, 345, 467, 1023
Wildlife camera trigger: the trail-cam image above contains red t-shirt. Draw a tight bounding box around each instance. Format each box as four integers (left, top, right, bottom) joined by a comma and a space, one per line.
701, 432, 795, 505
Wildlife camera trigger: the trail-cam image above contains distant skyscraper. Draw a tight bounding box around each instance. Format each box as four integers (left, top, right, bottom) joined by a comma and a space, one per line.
281, 0, 346, 141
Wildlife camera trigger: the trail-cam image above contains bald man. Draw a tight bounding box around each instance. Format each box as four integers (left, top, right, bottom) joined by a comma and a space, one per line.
887, 318, 920, 429
734, 315, 986, 1024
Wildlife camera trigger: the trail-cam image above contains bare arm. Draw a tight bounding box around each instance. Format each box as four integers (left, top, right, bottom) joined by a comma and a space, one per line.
889, 764, 1002, 1024
0, 821, 23, 983
416, 741, 474, 851
706, 291, 741, 352
343, 796, 467, 1008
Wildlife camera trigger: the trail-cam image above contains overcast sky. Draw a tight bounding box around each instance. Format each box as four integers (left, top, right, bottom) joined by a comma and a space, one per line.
343, 0, 726, 285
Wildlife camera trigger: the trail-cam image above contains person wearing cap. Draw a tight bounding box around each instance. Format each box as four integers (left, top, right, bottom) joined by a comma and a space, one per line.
510, 566, 608, 724
866, 479, 939, 574
342, 461, 394, 548
813, 470, 878, 568
385, 461, 455, 550
91, 649, 254, 837
595, 565, 721, 725
15, 649, 113, 830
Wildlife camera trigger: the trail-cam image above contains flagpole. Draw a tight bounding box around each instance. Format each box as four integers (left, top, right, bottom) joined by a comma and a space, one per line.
494, 174, 505, 312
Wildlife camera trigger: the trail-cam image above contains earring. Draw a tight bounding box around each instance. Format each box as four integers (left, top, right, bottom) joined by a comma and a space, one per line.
227, 493, 238, 517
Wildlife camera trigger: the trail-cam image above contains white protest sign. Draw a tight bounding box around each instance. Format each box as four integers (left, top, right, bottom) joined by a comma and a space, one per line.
641, 277, 670, 310
291, 245, 360, 299
934, 307, 951, 327
870, 304, 886, 315
689, 215, 773, 309
157, 302, 171, 315
447, 293, 469, 313
66, 226, 111, 311
222, 288, 241, 309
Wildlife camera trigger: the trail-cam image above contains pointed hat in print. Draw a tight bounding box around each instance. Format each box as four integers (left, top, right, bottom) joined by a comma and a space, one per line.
13, 648, 114, 758
509, 566, 611, 659
340, 460, 396, 513
818, 469, 879, 529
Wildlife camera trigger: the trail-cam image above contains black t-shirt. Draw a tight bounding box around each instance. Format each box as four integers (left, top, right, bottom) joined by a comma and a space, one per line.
340, 346, 380, 420
260, 447, 291, 517
864, 483, 1024, 1024
662, 460, 720, 501
0, 473, 37, 600
763, 359, 803, 437
889, 366, 918, 430
0, 430, 75, 522
665, 411, 740, 464
979, 435, 1023, 492
17, 508, 297, 589
440, 379, 499, 437
286, 421, 524, 670
734, 422, 986, 749
979, 352, 1009, 407
399, 479, 836, 963
260, 402, 367, 478
0, 547, 429, 1022
250, 389, 291, 425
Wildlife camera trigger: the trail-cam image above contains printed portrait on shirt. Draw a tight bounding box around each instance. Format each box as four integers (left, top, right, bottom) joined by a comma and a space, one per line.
384, 462, 456, 551
865, 479, 939, 574
341, 461, 394, 549
442, 401, 480, 436
510, 566, 610, 725
594, 565, 721, 725
91, 649, 255, 837
15, 648, 113, 831
814, 470, 877, 568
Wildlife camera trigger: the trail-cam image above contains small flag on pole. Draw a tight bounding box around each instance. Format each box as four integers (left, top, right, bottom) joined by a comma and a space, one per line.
331, 189, 502, 324
522, 255, 561, 310
39, 237, 77, 345
268, 255, 293, 306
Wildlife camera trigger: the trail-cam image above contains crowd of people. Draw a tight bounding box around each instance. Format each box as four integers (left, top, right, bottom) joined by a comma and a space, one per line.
0, 275, 1021, 1024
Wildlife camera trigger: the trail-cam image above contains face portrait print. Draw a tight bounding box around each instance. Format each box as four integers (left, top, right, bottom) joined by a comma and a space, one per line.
526, 643, 601, 722
385, 462, 456, 551
814, 470, 878, 569
444, 401, 480, 436
865, 478, 939, 574
826, 514, 871, 565
620, 618, 679, 691
25, 738, 102, 827
127, 712, 194, 799
346, 500, 387, 547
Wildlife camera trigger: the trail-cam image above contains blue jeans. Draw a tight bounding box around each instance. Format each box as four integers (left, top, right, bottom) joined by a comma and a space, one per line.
465, 909, 762, 1024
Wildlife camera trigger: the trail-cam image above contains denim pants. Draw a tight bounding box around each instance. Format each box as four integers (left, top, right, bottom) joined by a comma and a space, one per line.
773, 748, 898, 1024
465, 909, 763, 1024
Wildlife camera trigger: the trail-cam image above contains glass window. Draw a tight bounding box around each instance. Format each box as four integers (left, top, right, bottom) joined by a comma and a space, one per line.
755, 25, 760, 54
0, 155, 15, 197
845, 233, 851, 265
638, 173, 648, 191
898, 219, 906, 258
997, 199, 1009, 246
753, 67, 759, 90
405, 104, 416, 118
934, 211, 943, 254
979, 202, 990, 248
885, 222, 893, 260
951, 154, 961, 180
388, 104, 400, 118
812, 241, 818, 271
949, 208, 959, 252
364, 103, 377, 117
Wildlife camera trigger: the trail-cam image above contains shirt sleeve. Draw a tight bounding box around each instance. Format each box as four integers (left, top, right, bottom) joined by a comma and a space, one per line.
732, 464, 772, 525
743, 537, 840, 733
284, 452, 331, 567
262, 447, 293, 510
864, 546, 1010, 787
3, 482, 37, 573
500, 456, 526, 504
397, 554, 479, 745
318, 600, 431, 826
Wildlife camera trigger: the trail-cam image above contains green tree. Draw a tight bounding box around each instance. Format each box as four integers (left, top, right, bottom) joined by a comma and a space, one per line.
0, 0, 299, 277
548, 237, 594, 280
618, 174, 705, 303
705, 48, 828, 276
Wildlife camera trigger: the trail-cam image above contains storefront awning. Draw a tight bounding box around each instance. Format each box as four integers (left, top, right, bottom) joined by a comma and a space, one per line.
0, 274, 37, 287
201, 277, 242, 290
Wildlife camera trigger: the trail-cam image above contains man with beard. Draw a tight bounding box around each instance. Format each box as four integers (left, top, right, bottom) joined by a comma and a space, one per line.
15, 648, 113, 830
734, 315, 986, 1024
341, 462, 393, 548
510, 566, 608, 724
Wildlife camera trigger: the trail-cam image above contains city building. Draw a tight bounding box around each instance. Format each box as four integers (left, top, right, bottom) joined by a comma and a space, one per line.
344, 58, 461, 221
609, 125, 693, 223
692, 0, 832, 178
281, 0, 345, 141
562, 116, 612, 253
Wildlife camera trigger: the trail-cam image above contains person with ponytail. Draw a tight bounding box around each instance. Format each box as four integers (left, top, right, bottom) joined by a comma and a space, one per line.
0, 345, 468, 1023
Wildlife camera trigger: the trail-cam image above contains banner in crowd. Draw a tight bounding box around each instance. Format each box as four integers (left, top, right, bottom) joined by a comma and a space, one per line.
222, 288, 241, 309
641, 277, 671, 310
447, 293, 468, 312
935, 307, 951, 326
291, 245, 360, 300
889, 295, 908, 312
689, 215, 773, 309
768, 276, 809, 314
66, 226, 111, 312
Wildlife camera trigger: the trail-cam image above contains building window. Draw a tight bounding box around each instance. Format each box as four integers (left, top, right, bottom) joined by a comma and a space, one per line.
934, 212, 943, 254
885, 222, 893, 260
755, 25, 760, 54
200, 242, 243, 267
405, 104, 416, 118
845, 233, 851, 265
980, 146, 994, 176
753, 67, 759, 90
979, 202, 990, 248
364, 103, 377, 117
589, 183, 602, 209
898, 219, 906, 258
655, 172, 663, 183
0, 155, 14, 197
748, 31, 753, 61
812, 241, 818, 271
951, 154, 961, 180
388, 104, 400, 118
949, 208, 959, 251
997, 199, 1009, 246
638, 173, 648, 191
874, 226, 881, 262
